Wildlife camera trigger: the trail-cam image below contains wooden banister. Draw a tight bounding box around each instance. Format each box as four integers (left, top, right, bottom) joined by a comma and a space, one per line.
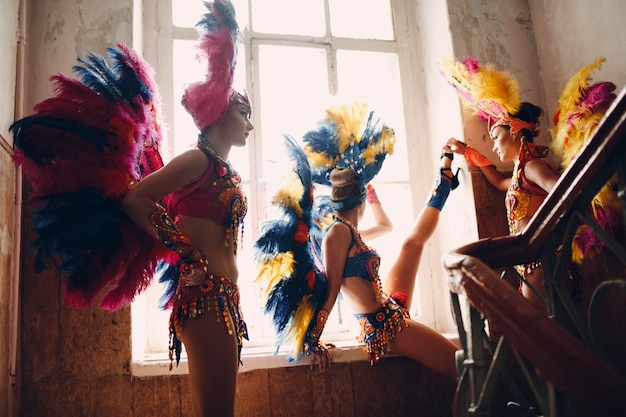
446, 253, 626, 416
444, 86, 626, 416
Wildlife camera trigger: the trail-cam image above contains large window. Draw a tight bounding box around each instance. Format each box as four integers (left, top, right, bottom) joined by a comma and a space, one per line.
133, 0, 428, 372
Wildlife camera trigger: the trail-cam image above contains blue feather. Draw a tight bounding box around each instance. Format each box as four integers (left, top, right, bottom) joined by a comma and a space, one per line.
107, 47, 154, 103
156, 261, 181, 309
73, 52, 123, 101
254, 135, 328, 360
30, 188, 123, 288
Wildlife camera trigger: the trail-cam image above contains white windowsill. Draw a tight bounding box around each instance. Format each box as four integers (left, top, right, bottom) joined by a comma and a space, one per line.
130, 333, 460, 377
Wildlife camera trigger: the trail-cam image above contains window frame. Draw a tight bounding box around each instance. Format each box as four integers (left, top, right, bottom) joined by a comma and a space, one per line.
132, 0, 453, 374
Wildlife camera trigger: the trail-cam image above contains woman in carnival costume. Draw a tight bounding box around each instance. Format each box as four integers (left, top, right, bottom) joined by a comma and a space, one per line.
255, 103, 460, 378
440, 57, 617, 312
12, 1, 252, 416
122, 2, 252, 416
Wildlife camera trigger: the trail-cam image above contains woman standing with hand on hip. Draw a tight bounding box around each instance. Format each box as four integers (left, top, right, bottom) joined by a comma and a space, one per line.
123, 1, 253, 416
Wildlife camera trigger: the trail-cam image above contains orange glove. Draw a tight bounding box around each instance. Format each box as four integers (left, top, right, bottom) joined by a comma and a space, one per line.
464, 146, 494, 167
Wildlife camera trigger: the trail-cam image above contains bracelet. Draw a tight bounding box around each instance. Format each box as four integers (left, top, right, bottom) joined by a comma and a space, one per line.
366, 184, 381, 205
150, 205, 208, 268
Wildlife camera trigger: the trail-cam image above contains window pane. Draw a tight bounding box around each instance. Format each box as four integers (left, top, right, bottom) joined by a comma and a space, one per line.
172, 40, 205, 155
329, 0, 394, 40
251, 0, 325, 36
173, 2, 207, 27
257, 44, 330, 195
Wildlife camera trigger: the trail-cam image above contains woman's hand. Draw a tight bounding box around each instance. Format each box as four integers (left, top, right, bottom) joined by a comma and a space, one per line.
445, 138, 467, 155
308, 342, 334, 373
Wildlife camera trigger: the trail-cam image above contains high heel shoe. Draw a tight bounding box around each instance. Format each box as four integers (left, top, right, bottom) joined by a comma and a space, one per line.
441, 167, 460, 190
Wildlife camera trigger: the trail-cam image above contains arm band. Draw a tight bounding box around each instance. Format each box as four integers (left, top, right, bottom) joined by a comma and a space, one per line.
150, 205, 208, 269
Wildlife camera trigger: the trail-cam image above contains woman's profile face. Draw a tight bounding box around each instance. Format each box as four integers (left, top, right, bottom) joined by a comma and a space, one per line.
490, 126, 519, 162
220, 102, 254, 147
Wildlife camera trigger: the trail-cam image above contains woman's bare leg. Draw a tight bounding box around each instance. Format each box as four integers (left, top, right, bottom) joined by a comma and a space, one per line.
383, 206, 442, 306
383, 149, 454, 307
390, 318, 459, 379
178, 310, 239, 417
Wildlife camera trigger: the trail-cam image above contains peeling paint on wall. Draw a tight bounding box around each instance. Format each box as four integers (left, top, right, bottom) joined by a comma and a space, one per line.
448, 0, 511, 67
44, 12, 66, 44
75, 7, 131, 57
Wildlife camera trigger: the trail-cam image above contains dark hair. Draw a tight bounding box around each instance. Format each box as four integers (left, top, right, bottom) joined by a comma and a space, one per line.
511, 102, 542, 142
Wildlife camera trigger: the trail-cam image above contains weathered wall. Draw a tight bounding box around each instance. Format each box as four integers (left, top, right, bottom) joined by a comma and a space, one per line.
1, 0, 20, 416
529, 0, 626, 113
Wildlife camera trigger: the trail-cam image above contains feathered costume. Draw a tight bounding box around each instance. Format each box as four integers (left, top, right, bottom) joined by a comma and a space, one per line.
549, 58, 619, 263
11, 0, 246, 326
254, 102, 395, 361
11, 43, 169, 311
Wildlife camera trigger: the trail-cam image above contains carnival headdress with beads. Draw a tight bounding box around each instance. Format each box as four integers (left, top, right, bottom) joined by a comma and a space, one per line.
550, 57, 619, 263
440, 56, 539, 137
182, 0, 249, 133
302, 101, 396, 187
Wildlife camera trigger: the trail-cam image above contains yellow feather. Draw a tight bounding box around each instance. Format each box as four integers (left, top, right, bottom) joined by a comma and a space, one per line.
304, 146, 336, 169
550, 57, 606, 165
472, 63, 522, 116
272, 173, 305, 218
440, 55, 522, 118
255, 252, 295, 294
439, 55, 474, 100
326, 102, 367, 153
360, 126, 396, 166
570, 236, 584, 264
286, 296, 314, 358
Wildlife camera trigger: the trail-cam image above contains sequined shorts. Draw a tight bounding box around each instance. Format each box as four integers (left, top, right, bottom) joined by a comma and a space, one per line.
354, 298, 409, 365
169, 274, 248, 368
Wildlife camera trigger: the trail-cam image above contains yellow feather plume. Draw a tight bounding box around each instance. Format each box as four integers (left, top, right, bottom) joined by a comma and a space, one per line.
303, 145, 336, 169
472, 63, 522, 117
285, 295, 314, 358
550, 57, 606, 168
326, 102, 368, 153
255, 252, 295, 294
440, 55, 522, 118
360, 125, 396, 166
272, 172, 305, 218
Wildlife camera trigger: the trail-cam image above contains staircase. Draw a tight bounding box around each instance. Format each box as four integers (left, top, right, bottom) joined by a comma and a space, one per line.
444, 86, 626, 417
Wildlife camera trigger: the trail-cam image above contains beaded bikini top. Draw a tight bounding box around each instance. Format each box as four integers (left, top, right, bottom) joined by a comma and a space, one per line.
168, 141, 247, 254
506, 140, 554, 235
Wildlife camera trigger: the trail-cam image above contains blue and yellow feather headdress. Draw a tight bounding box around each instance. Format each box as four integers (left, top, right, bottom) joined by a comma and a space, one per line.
302, 101, 396, 187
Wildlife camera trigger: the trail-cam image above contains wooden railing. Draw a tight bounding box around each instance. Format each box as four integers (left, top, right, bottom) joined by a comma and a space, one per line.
443, 86, 626, 417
